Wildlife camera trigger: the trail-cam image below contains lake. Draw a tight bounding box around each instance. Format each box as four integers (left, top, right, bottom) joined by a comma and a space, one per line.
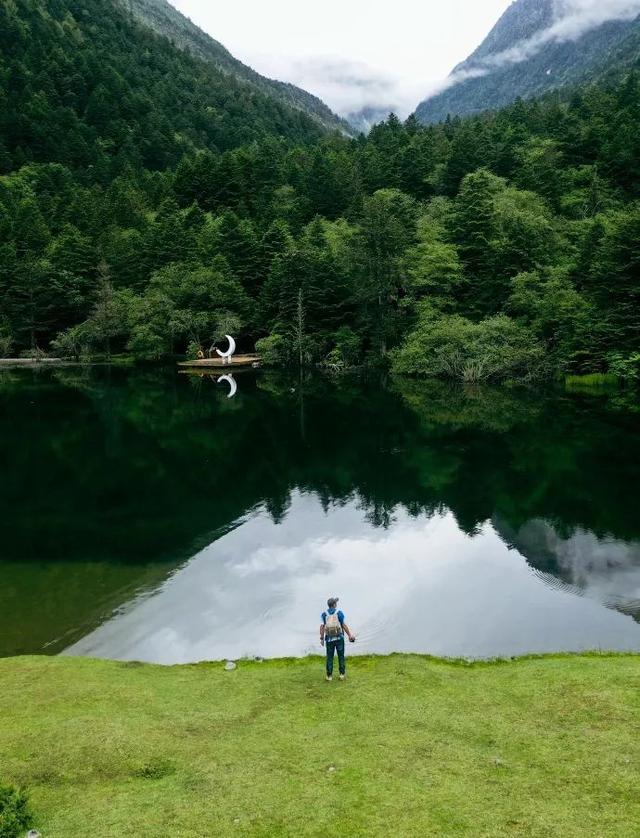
1, 367, 639, 663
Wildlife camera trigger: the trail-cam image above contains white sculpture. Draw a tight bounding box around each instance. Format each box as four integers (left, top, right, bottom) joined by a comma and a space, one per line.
216, 335, 236, 365
217, 374, 237, 399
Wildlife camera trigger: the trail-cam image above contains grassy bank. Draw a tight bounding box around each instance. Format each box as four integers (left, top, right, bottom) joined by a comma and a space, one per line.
1, 654, 639, 837
565, 373, 620, 389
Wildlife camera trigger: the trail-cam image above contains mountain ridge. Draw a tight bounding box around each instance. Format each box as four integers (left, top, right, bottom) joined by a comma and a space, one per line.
416, 0, 640, 123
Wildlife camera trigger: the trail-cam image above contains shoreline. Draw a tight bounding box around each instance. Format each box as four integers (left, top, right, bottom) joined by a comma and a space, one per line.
0, 357, 81, 367
1, 358, 634, 393
0, 358, 131, 368
50, 648, 640, 668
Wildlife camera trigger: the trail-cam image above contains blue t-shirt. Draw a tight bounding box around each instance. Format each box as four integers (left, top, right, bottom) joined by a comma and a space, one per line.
322, 608, 345, 641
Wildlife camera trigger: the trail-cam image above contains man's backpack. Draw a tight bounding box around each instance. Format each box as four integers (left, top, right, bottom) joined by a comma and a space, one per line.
325, 611, 342, 640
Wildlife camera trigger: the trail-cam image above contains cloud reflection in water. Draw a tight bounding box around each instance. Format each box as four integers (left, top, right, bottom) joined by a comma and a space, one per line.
66, 492, 640, 664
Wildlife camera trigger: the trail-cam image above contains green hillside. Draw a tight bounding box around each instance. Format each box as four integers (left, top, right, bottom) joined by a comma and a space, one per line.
0, 0, 324, 176
125, 0, 349, 134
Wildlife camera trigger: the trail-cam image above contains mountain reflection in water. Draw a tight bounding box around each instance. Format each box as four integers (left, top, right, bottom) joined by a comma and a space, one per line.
1, 368, 639, 661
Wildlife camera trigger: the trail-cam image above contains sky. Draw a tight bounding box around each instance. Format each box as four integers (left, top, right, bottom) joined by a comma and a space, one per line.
169, 1, 640, 118
169, 0, 512, 117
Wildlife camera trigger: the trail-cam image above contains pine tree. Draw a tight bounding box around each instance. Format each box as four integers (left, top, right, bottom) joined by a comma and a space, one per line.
451, 169, 505, 316
13, 198, 50, 256
359, 189, 419, 356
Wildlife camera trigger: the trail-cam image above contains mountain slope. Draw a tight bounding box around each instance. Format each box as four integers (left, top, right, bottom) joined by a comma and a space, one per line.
416, 0, 640, 123
0, 0, 326, 176
125, 0, 349, 134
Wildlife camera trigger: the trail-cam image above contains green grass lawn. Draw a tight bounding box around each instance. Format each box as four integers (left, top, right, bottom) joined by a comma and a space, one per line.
1, 654, 639, 837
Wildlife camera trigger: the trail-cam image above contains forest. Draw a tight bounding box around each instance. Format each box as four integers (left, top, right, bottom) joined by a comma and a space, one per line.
1, 0, 639, 383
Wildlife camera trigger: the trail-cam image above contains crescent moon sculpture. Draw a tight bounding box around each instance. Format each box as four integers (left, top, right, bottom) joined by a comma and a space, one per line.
216, 335, 236, 363
217, 374, 237, 399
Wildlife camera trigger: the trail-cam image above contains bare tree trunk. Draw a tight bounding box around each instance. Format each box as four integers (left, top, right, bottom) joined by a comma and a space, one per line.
296, 288, 305, 368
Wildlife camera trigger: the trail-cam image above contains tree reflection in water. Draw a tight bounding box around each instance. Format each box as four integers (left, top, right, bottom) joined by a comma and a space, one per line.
0, 367, 639, 656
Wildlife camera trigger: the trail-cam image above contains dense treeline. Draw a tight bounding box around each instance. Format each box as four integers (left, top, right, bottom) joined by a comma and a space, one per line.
0, 0, 639, 382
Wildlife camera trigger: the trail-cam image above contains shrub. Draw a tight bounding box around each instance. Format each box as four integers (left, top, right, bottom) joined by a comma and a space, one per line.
0, 331, 12, 359
392, 313, 547, 383
608, 352, 640, 383
255, 333, 289, 366
18, 346, 47, 361
213, 312, 242, 343
322, 347, 345, 372
333, 326, 361, 367
51, 324, 91, 360
0, 782, 33, 838
127, 324, 167, 362
186, 340, 203, 361
322, 328, 362, 372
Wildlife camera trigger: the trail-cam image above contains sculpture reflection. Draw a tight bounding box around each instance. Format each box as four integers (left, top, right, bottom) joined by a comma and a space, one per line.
217, 373, 237, 398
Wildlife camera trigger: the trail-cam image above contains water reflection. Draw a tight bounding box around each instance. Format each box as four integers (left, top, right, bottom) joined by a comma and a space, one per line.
1, 369, 639, 660
496, 517, 640, 621
66, 493, 640, 663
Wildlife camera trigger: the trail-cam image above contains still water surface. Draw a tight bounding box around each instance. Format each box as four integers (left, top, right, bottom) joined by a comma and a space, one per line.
1, 367, 639, 662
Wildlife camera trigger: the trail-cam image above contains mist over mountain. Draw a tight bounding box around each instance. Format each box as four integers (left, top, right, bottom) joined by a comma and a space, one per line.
344, 106, 395, 135
125, 0, 349, 134
223, 53, 420, 134
416, 0, 640, 123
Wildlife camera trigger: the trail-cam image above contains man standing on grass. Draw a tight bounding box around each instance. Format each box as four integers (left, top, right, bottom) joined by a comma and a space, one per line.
320, 597, 356, 681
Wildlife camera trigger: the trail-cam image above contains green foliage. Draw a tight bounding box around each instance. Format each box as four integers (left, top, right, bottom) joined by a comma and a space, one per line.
0, 781, 32, 838
333, 326, 362, 368
0, 0, 322, 177
404, 215, 465, 311
51, 324, 91, 361
0, 328, 12, 359
255, 333, 289, 367
392, 312, 547, 383
126, 324, 167, 363
128, 0, 346, 133
607, 353, 640, 383
509, 269, 592, 370
0, 0, 638, 381
321, 327, 363, 372
357, 188, 419, 355
585, 206, 640, 362
186, 340, 202, 361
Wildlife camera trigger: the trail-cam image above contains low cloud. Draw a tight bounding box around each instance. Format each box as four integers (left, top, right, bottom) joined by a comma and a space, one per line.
429, 0, 640, 97
423, 68, 494, 100
260, 55, 428, 120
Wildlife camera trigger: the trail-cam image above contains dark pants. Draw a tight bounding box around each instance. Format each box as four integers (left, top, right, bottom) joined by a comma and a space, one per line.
325, 638, 345, 676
